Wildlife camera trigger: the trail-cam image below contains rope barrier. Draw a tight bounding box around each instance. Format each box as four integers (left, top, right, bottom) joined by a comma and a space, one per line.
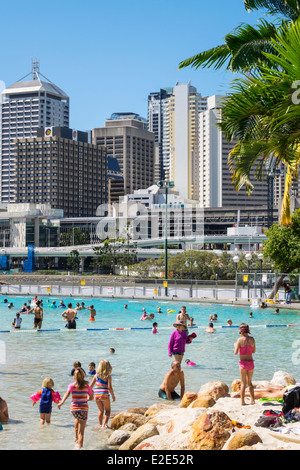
0, 324, 298, 334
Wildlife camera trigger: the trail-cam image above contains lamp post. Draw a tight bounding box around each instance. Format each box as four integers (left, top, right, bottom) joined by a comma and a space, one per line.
257, 252, 264, 298
185, 258, 198, 298
156, 180, 175, 296
245, 253, 252, 301
233, 255, 240, 301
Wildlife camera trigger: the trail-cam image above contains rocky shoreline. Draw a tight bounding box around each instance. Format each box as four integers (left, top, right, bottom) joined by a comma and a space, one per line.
105, 371, 300, 451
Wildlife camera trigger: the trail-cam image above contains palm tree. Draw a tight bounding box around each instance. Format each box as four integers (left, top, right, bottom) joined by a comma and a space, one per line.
219, 20, 300, 225
178, 0, 300, 73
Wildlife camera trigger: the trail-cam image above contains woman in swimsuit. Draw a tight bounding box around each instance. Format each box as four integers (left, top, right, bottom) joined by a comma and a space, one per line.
234, 323, 256, 406
28, 300, 43, 330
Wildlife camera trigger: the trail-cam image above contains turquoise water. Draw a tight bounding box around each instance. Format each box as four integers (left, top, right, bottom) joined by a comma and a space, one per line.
0, 296, 300, 450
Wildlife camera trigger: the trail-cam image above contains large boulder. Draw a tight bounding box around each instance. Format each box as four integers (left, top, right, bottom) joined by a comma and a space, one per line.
271, 371, 296, 387
189, 395, 215, 409
188, 410, 233, 450
108, 429, 132, 447
198, 381, 229, 401
144, 403, 175, 418
110, 412, 148, 430
227, 429, 262, 450
180, 392, 198, 408
119, 423, 159, 450
126, 407, 148, 415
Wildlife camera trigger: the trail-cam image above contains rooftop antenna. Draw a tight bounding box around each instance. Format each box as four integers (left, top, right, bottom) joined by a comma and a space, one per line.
31, 58, 40, 80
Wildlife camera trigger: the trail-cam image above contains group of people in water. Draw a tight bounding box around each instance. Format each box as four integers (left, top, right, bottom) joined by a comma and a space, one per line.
5, 296, 97, 330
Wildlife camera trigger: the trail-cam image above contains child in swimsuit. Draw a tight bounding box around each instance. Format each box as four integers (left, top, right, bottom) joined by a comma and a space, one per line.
90, 360, 115, 429
234, 323, 256, 406
58, 369, 93, 450
30, 377, 61, 425
152, 322, 158, 334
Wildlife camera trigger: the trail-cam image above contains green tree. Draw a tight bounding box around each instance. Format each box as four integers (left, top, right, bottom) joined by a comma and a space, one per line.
67, 250, 80, 273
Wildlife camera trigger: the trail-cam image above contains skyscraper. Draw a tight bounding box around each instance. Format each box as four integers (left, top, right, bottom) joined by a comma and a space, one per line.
0, 61, 69, 203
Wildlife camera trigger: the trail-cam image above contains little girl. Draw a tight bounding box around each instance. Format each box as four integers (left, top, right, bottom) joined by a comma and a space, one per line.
58, 368, 93, 450
30, 377, 61, 425
90, 360, 115, 429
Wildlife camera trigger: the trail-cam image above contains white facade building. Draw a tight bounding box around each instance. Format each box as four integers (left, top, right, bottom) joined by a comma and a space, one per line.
0, 62, 69, 203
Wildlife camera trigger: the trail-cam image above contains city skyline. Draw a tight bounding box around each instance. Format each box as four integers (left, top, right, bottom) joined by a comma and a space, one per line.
0, 0, 262, 131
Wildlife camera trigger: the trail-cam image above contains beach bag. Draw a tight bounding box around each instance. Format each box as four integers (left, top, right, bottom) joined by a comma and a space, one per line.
282, 386, 300, 414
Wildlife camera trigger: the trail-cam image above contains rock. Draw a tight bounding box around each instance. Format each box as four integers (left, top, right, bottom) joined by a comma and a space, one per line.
119, 423, 159, 450
145, 403, 175, 417
188, 410, 233, 450
271, 371, 296, 387
227, 429, 262, 450
198, 381, 229, 401
126, 407, 148, 415
134, 433, 190, 451
110, 412, 148, 430
180, 392, 198, 408
189, 395, 215, 409
107, 430, 132, 446
231, 380, 241, 392
119, 423, 137, 432
148, 407, 205, 434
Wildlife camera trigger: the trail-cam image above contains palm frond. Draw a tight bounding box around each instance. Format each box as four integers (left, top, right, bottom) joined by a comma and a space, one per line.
243, 0, 300, 21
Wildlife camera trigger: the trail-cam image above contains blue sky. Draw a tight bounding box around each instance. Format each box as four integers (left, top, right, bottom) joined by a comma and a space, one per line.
0, 0, 264, 130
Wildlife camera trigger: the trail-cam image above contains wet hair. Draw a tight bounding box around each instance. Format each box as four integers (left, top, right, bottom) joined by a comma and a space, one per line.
209, 322, 214, 328
239, 323, 250, 335
68, 303, 72, 308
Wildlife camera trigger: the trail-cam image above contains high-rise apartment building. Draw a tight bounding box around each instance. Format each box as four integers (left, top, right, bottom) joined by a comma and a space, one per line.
147, 88, 173, 181
0, 61, 69, 203
168, 82, 207, 200
92, 117, 155, 195
198, 95, 269, 207
14, 127, 107, 217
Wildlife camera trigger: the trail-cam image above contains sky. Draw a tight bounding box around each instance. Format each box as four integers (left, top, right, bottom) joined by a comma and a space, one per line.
0, 0, 264, 131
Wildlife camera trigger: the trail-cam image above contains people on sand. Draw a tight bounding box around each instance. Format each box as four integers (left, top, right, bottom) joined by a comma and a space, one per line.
62, 303, 77, 329
158, 360, 185, 401
58, 368, 93, 450
28, 300, 43, 330
176, 306, 190, 329
168, 320, 194, 364
90, 360, 115, 429
232, 385, 286, 400
234, 323, 256, 406
205, 322, 216, 333
0, 397, 9, 423
30, 377, 61, 425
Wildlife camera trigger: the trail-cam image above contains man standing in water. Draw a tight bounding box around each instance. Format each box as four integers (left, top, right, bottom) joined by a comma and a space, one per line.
158, 361, 185, 401
28, 300, 43, 330
62, 303, 77, 329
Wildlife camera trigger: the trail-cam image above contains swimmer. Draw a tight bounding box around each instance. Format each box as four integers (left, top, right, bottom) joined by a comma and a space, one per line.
0, 397, 9, 424
58, 300, 66, 308
88, 363, 96, 376
12, 313, 22, 329
124, 304, 128, 309
140, 309, 150, 321
62, 303, 77, 329
205, 323, 216, 333
28, 300, 43, 330
70, 361, 86, 377
249, 312, 253, 318
176, 306, 190, 329
274, 308, 279, 314
30, 377, 61, 425
86, 305, 96, 321
152, 322, 158, 334
212, 314, 218, 321
49, 301, 57, 309
159, 361, 185, 401
157, 307, 162, 313
185, 359, 196, 366
188, 317, 196, 327
109, 348, 115, 354
227, 319, 233, 327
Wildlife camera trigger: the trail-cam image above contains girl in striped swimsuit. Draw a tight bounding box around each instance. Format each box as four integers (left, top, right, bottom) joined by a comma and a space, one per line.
90, 360, 115, 429
58, 369, 93, 449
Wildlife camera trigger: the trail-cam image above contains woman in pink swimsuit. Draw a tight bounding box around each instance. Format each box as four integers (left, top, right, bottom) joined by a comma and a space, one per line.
234, 323, 256, 406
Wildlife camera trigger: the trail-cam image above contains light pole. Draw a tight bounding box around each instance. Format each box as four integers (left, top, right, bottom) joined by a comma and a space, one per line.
245, 253, 252, 301
257, 252, 264, 298
156, 180, 175, 296
185, 258, 198, 298
233, 255, 240, 301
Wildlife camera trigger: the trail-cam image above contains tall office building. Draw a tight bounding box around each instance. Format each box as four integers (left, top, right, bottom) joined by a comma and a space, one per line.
0, 61, 69, 203
168, 82, 207, 200
147, 88, 173, 180
15, 127, 107, 218
198, 95, 269, 207
92, 117, 155, 195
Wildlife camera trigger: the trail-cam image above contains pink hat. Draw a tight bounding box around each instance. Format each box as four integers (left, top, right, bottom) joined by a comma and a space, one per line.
173, 320, 185, 328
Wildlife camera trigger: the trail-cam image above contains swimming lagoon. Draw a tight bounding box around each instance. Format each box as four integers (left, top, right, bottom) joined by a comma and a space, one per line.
0, 297, 299, 450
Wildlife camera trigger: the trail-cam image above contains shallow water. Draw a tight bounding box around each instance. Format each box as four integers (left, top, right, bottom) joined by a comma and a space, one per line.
0, 296, 299, 449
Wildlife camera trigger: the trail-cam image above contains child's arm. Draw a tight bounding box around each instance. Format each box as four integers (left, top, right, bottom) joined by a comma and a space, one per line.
57, 390, 70, 409
234, 338, 240, 355
108, 376, 115, 402
30, 390, 42, 405
89, 376, 97, 389
51, 391, 62, 404
87, 383, 94, 401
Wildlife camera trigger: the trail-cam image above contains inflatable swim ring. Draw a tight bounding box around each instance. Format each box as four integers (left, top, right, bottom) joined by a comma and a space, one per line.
167, 309, 176, 313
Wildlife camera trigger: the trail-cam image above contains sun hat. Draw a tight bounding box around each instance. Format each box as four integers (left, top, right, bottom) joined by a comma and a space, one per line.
173, 320, 186, 328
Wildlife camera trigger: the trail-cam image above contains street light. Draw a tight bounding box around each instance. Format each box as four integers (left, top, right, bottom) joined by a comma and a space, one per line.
156, 180, 175, 297
245, 253, 252, 301
257, 252, 264, 297
233, 255, 240, 302
185, 258, 198, 297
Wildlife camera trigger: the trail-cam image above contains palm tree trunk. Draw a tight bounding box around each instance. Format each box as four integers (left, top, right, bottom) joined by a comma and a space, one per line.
268, 274, 285, 299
